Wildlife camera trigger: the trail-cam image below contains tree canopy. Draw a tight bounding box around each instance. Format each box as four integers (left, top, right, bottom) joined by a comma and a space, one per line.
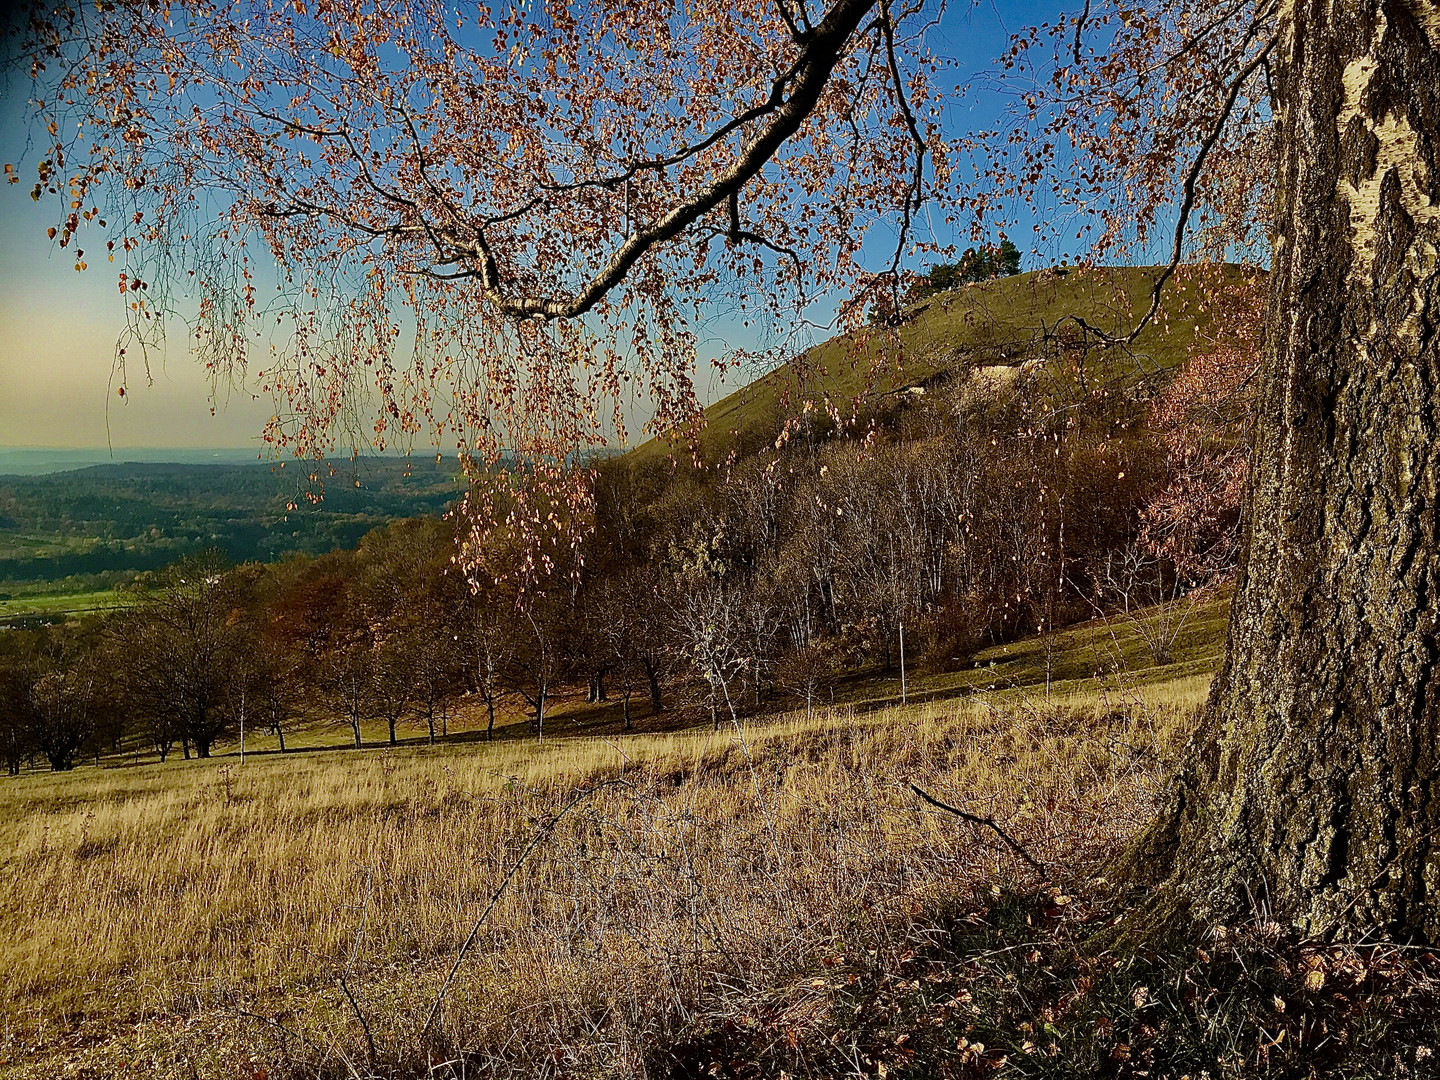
907, 239, 1022, 300
6, 0, 1274, 465
10, 0, 952, 463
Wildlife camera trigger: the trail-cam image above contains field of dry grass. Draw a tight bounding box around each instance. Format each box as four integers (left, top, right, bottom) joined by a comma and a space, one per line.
0, 665, 1210, 1079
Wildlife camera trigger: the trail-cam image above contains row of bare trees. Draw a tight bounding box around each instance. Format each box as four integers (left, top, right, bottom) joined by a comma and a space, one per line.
0, 507, 687, 769
594, 352, 1228, 713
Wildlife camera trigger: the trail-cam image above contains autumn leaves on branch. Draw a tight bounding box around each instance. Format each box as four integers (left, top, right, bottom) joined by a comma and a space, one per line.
8, 0, 1277, 584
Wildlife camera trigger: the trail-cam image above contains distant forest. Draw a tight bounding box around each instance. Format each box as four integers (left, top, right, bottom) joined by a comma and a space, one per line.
0, 458, 465, 590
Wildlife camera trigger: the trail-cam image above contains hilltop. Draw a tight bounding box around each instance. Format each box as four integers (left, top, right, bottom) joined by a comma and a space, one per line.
628, 263, 1254, 466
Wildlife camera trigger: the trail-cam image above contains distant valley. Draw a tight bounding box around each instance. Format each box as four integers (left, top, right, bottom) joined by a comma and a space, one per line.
0, 456, 465, 594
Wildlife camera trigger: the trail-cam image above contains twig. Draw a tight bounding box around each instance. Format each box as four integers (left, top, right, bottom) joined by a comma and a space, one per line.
910, 781, 1049, 879
337, 865, 379, 1076
232, 1006, 329, 1059
418, 781, 619, 1043
880, 0, 927, 281
1065, 35, 1276, 349
337, 974, 379, 1077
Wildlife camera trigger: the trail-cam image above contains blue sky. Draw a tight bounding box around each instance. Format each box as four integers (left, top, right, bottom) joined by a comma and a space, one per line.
0, 1, 1057, 452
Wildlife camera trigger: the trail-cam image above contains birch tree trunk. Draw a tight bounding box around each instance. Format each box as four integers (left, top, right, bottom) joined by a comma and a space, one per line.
1140, 0, 1440, 941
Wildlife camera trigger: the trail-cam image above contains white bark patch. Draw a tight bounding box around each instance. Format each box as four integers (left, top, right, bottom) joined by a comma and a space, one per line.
973, 364, 1020, 387
1399, 0, 1440, 50
1337, 34, 1439, 353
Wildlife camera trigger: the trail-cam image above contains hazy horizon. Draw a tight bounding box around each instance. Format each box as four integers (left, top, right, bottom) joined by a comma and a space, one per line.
0, 444, 434, 477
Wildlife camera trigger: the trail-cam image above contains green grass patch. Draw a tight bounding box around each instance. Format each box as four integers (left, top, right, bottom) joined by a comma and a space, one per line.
627, 265, 1257, 466
0, 588, 133, 622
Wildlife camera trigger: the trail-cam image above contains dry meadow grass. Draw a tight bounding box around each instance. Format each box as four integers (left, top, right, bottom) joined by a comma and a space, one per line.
0, 671, 1210, 1079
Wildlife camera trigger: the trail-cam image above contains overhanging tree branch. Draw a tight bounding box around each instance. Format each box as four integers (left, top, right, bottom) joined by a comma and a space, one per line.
259, 0, 882, 325
880, 0, 928, 283
1065, 34, 1276, 348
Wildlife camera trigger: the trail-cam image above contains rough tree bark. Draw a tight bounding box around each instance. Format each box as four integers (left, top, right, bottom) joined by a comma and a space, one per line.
1138, 0, 1440, 941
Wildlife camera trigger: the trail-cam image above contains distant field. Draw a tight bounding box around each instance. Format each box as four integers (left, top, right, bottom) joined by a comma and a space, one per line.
0, 456, 466, 588
0, 588, 133, 624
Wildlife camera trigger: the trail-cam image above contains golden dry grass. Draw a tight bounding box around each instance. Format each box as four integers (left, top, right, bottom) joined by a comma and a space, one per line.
0, 675, 1211, 1079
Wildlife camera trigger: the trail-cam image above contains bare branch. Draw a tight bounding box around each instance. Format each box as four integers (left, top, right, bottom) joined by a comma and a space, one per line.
461, 0, 882, 322
1072, 0, 1092, 65
880, 0, 927, 282
1066, 34, 1276, 348
722, 190, 806, 283
535, 55, 810, 197
335, 974, 379, 1076
910, 781, 1049, 878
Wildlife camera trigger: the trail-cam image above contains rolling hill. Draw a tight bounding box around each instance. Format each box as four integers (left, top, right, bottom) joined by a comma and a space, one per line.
0, 456, 465, 591
629, 263, 1257, 465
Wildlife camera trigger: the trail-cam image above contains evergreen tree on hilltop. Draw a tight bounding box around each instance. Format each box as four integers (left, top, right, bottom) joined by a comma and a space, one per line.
910, 240, 1023, 300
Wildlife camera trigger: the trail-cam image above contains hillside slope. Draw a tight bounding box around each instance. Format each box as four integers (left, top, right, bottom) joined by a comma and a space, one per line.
629, 264, 1254, 465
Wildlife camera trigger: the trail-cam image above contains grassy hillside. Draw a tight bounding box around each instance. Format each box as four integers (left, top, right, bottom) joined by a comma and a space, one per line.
0, 265, 1246, 596
5, 586, 1435, 1079
629, 264, 1253, 466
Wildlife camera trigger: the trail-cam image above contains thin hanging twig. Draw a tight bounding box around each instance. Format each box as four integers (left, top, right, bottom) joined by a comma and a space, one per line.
1065, 34, 1277, 349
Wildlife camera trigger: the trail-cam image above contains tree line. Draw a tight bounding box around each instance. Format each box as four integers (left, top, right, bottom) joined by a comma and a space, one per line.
0, 333, 1248, 773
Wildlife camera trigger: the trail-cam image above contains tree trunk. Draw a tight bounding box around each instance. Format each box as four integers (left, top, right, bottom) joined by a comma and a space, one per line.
1139, 0, 1440, 942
